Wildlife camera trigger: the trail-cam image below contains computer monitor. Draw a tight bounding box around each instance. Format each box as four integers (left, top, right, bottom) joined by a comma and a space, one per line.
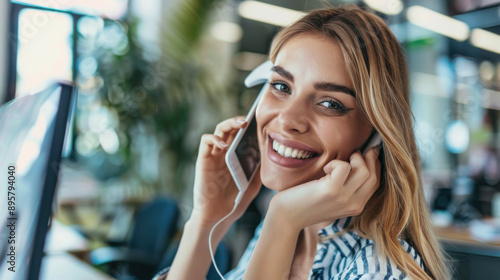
0, 82, 76, 280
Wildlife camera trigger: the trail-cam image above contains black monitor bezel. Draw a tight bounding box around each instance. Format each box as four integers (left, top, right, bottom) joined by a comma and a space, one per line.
27, 82, 75, 280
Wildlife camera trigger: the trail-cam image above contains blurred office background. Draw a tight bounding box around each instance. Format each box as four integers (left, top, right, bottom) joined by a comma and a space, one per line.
1, 0, 500, 279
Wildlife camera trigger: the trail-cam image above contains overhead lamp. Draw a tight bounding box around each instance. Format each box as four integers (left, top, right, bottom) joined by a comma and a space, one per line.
445, 120, 469, 154
363, 0, 403, 15
470, 28, 500, 54
238, 1, 305, 27
210, 22, 243, 43
407, 5, 469, 41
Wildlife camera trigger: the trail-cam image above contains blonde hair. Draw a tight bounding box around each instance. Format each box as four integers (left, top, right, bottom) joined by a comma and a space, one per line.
269, 5, 451, 280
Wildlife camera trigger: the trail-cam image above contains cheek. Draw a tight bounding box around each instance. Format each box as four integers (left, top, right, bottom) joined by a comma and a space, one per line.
255, 100, 269, 147
321, 120, 371, 160
255, 93, 277, 131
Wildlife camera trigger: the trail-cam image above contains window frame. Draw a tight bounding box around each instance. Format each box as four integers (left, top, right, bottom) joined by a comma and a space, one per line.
6, 2, 84, 102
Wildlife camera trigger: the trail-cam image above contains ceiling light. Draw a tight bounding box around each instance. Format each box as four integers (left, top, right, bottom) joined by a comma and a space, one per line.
364, 0, 403, 15
210, 22, 243, 43
407, 5, 469, 41
445, 120, 469, 154
238, 1, 305, 27
470, 28, 500, 54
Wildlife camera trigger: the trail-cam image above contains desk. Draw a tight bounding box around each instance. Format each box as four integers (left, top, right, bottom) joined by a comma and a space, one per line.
40, 253, 114, 280
45, 219, 89, 253
39, 220, 114, 279
434, 225, 500, 248
435, 225, 500, 280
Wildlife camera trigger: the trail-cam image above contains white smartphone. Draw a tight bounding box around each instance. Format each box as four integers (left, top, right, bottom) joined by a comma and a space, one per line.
225, 61, 273, 193
225, 86, 265, 193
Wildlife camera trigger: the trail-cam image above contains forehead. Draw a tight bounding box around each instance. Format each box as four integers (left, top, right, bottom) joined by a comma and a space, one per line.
273, 34, 352, 88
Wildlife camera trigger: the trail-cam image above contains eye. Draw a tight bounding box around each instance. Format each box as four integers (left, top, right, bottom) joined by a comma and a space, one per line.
270, 81, 291, 94
318, 99, 350, 113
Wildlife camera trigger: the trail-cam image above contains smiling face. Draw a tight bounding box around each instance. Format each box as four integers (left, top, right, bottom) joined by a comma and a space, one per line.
256, 34, 373, 191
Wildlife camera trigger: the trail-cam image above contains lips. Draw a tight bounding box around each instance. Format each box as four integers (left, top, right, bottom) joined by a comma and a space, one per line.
266, 133, 320, 168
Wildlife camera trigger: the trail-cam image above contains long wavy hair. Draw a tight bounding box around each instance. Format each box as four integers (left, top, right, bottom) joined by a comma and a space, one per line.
268, 5, 451, 280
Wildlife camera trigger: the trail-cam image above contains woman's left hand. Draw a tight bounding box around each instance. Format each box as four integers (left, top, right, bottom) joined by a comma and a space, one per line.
243, 147, 381, 279
270, 146, 381, 232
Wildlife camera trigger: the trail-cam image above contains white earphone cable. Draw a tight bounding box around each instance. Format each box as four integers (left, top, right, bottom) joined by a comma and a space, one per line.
209, 192, 244, 280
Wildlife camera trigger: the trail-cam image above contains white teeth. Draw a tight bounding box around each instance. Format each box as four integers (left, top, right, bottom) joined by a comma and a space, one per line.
278, 145, 285, 155
297, 150, 304, 158
272, 140, 315, 159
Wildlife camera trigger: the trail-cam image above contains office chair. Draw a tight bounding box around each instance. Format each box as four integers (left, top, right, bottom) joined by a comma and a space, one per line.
90, 196, 180, 280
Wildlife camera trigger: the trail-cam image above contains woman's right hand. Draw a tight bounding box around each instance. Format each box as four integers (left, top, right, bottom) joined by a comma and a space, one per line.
190, 116, 262, 228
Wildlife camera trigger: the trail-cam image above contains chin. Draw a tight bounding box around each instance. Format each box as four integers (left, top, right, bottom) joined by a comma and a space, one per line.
260, 176, 292, 192
259, 166, 319, 192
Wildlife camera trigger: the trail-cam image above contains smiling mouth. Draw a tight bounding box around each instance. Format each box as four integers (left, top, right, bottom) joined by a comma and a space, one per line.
271, 138, 319, 159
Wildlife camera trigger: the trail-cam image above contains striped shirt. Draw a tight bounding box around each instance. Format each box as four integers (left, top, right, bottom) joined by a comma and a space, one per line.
225, 217, 424, 280
152, 217, 424, 280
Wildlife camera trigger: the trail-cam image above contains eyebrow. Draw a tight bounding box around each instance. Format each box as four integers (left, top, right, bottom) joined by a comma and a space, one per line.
271, 65, 356, 97
314, 82, 356, 98
271, 65, 294, 83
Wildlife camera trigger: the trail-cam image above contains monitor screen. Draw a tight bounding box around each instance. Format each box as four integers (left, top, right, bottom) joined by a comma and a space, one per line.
0, 83, 75, 280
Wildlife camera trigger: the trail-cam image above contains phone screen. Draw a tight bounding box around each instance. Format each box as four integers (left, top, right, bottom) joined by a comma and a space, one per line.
235, 117, 260, 180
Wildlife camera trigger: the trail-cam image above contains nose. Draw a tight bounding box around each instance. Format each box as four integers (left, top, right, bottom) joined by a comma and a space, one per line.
277, 95, 309, 134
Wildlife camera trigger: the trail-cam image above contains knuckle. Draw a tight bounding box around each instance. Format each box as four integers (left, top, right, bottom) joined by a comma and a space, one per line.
349, 203, 364, 216
201, 133, 212, 141
353, 208, 363, 216
341, 197, 351, 207
333, 195, 349, 206
367, 174, 378, 186
349, 151, 357, 159
339, 161, 351, 171
358, 166, 370, 181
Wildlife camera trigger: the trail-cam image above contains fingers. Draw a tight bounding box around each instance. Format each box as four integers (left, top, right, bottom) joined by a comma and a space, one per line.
355, 146, 381, 196
214, 116, 247, 140
323, 160, 351, 185
364, 145, 380, 180
323, 147, 380, 193
344, 151, 370, 188
200, 116, 247, 155
199, 134, 229, 158
344, 147, 380, 216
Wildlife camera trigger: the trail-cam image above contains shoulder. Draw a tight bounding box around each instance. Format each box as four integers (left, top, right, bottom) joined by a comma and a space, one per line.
345, 239, 423, 278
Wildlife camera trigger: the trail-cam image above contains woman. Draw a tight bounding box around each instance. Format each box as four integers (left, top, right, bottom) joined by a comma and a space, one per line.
156, 5, 450, 280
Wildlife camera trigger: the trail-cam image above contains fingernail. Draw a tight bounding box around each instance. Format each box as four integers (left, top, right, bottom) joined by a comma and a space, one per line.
220, 141, 228, 147
236, 119, 246, 124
